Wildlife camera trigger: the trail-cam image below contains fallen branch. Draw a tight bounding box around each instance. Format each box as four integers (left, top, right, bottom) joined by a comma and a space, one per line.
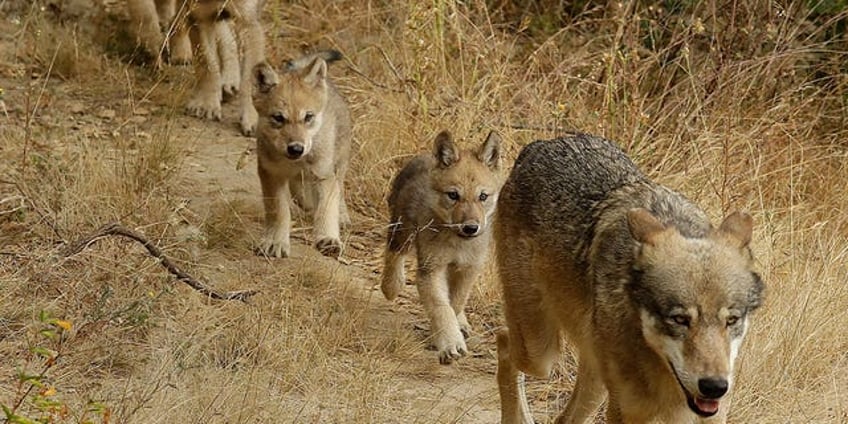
63, 222, 259, 302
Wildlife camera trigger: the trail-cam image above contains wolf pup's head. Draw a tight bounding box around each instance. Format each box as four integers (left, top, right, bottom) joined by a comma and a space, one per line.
251, 56, 332, 161
626, 209, 765, 418
429, 131, 502, 238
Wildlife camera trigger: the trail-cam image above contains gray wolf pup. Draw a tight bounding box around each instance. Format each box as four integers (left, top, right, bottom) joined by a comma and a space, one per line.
495, 133, 765, 423
127, 0, 267, 135
382, 131, 502, 364
252, 50, 351, 259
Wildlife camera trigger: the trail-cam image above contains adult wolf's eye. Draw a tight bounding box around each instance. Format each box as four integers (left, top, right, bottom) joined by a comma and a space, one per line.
479, 192, 488, 201
726, 316, 739, 327
669, 315, 690, 327
271, 112, 287, 124
446, 191, 460, 201
304, 112, 315, 124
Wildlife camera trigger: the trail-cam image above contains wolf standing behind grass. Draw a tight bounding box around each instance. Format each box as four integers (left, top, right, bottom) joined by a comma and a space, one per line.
251, 50, 351, 259
382, 131, 502, 364
495, 133, 765, 423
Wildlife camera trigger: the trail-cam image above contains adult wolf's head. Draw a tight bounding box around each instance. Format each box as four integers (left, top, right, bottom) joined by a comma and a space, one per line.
626, 209, 765, 418
428, 131, 502, 238
251, 51, 341, 161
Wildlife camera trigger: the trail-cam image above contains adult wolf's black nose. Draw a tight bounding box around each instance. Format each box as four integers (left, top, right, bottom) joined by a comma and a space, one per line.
287, 143, 305, 158
461, 224, 479, 236
698, 377, 728, 399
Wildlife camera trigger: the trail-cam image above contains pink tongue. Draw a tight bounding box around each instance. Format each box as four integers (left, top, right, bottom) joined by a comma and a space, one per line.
695, 398, 720, 414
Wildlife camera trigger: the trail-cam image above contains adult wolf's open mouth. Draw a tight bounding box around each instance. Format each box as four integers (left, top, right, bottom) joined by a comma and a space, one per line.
669, 362, 721, 417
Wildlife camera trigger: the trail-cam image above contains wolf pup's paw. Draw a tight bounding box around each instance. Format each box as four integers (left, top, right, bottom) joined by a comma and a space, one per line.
240, 104, 259, 137
316, 237, 342, 258
256, 237, 290, 258
457, 313, 472, 338
186, 91, 222, 121
435, 329, 468, 365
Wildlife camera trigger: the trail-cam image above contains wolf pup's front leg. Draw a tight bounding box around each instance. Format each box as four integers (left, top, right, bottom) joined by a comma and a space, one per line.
312, 175, 343, 258
418, 264, 467, 364
257, 168, 292, 258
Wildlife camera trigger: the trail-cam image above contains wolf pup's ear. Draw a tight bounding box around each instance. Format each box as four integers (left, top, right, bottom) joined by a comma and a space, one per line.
717, 211, 753, 249
253, 62, 278, 94
302, 58, 328, 87
627, 208, 666, 245
434, 131, 460, 168
476, 131, 501, 170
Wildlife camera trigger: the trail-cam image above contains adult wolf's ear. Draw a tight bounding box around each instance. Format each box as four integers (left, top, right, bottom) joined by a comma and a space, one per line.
434, 131, 460, 168
627, 208, 666, 245
717, 211, 753, 249
302, 58, 328, 87
476, 131, 501, 170
253, 62, 278, 94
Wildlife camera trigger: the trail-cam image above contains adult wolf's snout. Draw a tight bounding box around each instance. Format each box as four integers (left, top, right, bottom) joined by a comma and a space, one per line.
698, 377, 728, 399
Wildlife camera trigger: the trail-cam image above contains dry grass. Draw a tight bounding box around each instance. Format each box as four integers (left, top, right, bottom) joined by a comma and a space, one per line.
1, 0, 847, 422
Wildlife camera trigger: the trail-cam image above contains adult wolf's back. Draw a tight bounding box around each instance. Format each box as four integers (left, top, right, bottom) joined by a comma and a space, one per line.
495, 133, 765, 424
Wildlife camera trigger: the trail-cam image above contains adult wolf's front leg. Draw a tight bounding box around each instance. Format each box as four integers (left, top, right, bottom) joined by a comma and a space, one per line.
312, 176, 342, 258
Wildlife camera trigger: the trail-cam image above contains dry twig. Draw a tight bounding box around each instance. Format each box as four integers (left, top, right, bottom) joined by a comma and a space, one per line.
63, 222, 259, 302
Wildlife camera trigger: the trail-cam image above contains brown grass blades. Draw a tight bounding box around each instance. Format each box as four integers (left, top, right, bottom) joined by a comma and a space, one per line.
0, 0, 847, 422
62, 222, 260, 301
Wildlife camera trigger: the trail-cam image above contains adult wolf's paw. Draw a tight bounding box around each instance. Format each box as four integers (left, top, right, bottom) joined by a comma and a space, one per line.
316, 237, 342, 258
255, 237, 290, 258
435, 329, 468, 365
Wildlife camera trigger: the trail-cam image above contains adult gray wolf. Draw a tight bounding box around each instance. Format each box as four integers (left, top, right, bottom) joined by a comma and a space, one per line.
495, 133, 765, 423
252, 50, 351, 259
127, 0, 266, 135
382, 130, 502, 364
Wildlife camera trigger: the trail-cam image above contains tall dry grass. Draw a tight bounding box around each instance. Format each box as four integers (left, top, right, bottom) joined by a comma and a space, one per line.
1, 0, 847, 422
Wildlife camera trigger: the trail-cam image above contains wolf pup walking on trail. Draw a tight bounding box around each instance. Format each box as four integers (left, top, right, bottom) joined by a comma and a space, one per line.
495, 133, 765, 423
127, 0, 267, 136
382, 131, 502, 364
252, 50, 351, 259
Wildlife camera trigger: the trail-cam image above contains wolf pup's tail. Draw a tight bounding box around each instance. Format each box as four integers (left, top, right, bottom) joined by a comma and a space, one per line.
284, 50, 343, 72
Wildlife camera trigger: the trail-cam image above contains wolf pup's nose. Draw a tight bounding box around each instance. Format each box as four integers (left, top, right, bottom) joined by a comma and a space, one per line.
287, 143, 305, 158
461, 224, 480, 236
698, 377, 728, 399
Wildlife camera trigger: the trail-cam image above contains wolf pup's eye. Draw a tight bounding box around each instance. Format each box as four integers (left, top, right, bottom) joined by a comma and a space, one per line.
726, 316, 740, 327
668, 314, 691, 327
479, 192, 488, 201
446, 191, 460, 201
304, 112, 315, 124
271, 112, 287, 124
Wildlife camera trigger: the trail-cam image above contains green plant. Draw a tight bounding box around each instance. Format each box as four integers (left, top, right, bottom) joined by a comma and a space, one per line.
1, 312, 110, 424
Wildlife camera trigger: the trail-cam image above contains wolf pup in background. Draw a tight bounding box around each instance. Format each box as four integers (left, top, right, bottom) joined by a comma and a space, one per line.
382, 131, 502, 364
252, 50, 351, 259
495, 133, 765, 423
127, 0, 267, 136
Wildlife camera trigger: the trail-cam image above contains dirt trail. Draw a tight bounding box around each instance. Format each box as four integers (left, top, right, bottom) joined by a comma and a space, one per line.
143, 90, 505, 421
